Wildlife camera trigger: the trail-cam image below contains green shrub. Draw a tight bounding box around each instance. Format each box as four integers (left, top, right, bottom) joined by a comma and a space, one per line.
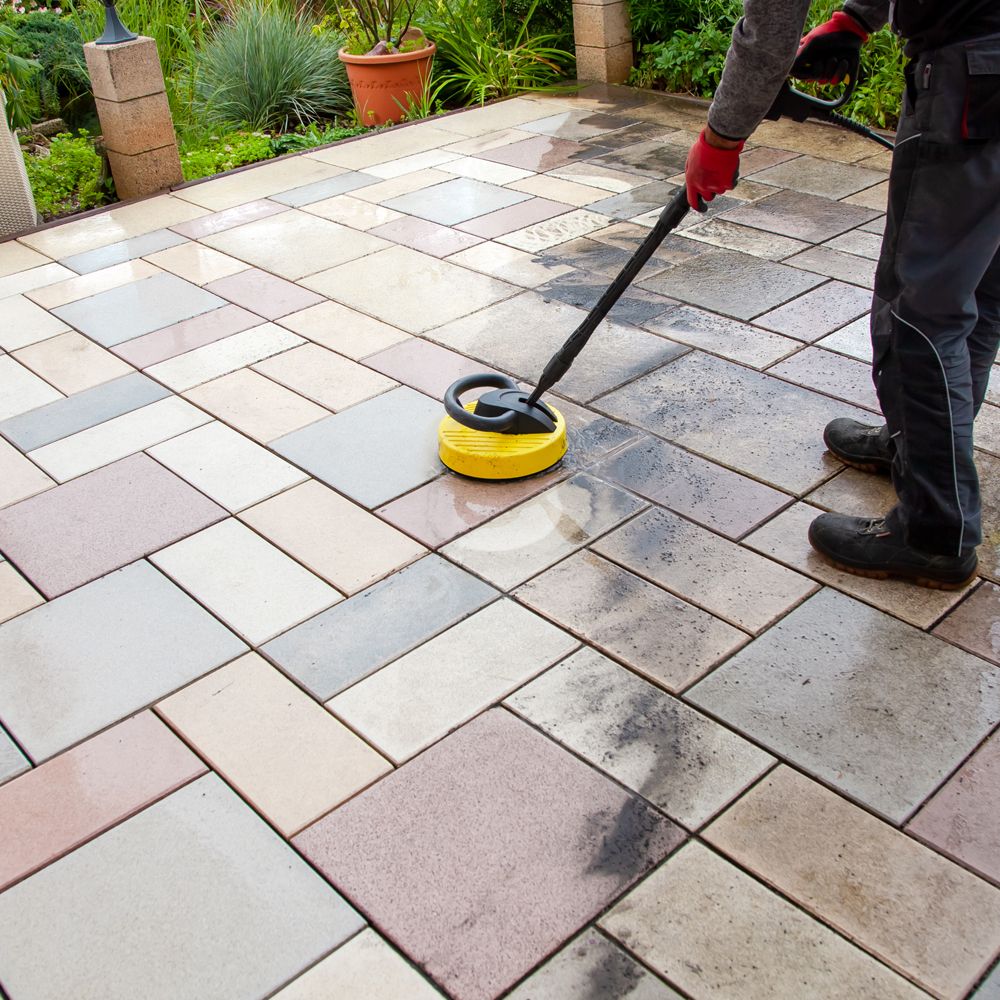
424, 0, 574, 106
0, 22, 41, 128
5, 12, 90, 123
178, 130, 276, 180
192, 0, 352, 132
24, 130, 111, 219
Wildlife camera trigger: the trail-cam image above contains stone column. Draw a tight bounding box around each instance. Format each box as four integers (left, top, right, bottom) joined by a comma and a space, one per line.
83, 36, 182, 201
573, 0, 633, 84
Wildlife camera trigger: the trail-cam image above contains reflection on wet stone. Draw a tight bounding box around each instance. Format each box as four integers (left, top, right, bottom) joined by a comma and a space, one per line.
537, 274, 675, 327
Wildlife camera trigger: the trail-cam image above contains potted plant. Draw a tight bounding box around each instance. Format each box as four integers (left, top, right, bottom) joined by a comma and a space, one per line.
333, 0, 435, 126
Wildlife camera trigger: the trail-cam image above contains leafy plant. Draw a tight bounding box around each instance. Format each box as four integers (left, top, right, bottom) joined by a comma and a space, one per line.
0, 22, 40, 128
192, 0, 352, 131
6, 12, 90, 123
425, 0, 573, 105
627, 0, 739, 49
178, 130, 275, 179
268, 119, 368, 152
633, 20, 730, 97
23, 130, 111, 218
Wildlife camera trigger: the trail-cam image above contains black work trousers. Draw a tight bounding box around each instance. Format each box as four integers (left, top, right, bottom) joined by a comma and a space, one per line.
872, 31, 1000, 556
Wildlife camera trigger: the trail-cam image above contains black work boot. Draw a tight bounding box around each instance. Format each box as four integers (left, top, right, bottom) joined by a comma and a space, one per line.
808, 511, 977, 589
823, 418, 892, 474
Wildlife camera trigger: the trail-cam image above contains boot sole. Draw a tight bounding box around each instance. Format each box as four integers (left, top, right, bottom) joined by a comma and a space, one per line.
833, 456, 891, 476
816, 552, 977, 591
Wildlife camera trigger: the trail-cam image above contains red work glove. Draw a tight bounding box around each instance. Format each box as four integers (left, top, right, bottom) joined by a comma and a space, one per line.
791, 10, 868, 84
685, 129, 744, 212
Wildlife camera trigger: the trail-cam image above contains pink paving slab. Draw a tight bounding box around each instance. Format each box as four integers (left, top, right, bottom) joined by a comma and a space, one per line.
0, 453, 226, 598
0, 712, 206, 891
294, 708, 683, 1000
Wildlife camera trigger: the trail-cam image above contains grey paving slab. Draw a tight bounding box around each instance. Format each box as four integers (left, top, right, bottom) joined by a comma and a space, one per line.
824, 229, 884, 260
687, 588, 1000, 822
817, 315, 872, 362
270, 386, 443, 507
769, 346, 880, 412
597, 351, 872, 493
720, 189, 881, 243
593, 507, 817, 633
0, 561, 246, 761
520, 110, 640, 142
263, 555, 498, 700
53, 272, 226, 347
643, 304, 800, 369
442, 474, 646, 592
384, 177, 531, 225
592, 433, 790, 539
751, 155, 887, 200
755, 279, 872, 341
428, 291, 686, 403
0, 453, 226, 598
505, 927, 683, 1000
0, 724, 28, 784
680, 217, 810, 261
540, 235, 676, 279
0, 775, 362, 1000
536, 272, 676, 327
270, 171, 380, 206
507, 648, 774, 828
0, 372, 170, 452
514, 550, 747, 692
60, 229, 187, 274
787, 245, 877, 289
974, 963, 1000, 1000
586, 181, 680, 221
637, 248, 825, 321
587, 139, 690, 179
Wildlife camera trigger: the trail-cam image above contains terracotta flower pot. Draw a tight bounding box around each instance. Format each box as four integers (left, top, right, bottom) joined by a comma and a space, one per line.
339, 42, 436, 127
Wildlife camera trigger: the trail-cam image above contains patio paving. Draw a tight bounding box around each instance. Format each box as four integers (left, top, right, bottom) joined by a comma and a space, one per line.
1, 85, 999, 999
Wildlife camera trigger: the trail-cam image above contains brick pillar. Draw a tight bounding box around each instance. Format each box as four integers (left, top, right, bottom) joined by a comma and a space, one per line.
573, 0, 633, 84
83, 37, 182, 201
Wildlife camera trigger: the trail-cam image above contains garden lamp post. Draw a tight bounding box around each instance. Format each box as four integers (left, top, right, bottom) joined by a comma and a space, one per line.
96, 0, 137, 45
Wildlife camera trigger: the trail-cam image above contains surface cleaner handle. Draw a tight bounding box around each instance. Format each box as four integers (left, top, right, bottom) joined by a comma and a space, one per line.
527, 187, 690, 406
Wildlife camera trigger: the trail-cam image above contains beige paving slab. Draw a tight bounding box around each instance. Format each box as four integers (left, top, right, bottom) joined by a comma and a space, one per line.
744, 501, 970, 629
302, 245, 517, 335
158, 652, 390, 836
305, 125, 460, 170
148, 421, 308, 512
593, 507, 817, 633
681, 217, 809, 261
506, 647, 774, 828
0, 438, 54, 508
806, 465, 897, 518
146, 324, 302, 392
0, 561, 44, 624
707, 767, 1000, 999
27, 396, 211, 482
150, 518, 341, 645
600, 841, 925, 1000
18, 195, 209, 258
431, 98, 556, 138
442, 473, 646, 591
445, 241, 573, 287
0, 241, 51, 278
328, 598, 577, 763
25, 260, 161, 309
548, 160, 647, 193
0, 295, 70, 350
349, 169, 456, 205
252, 342, 396, 411
303, 195, 404, 231
0, 263, 76, 301
172, 157, 345, 212
440, 127, 535, 155
277, 301, 411, 359
274, 929, 443, 999
843, 181, 889, 211
144, 242, 251, 285
201, 211, 390, 281
239, 479, 426, 594
365, 148, 461, 179
498, 209, 612, 253
506, 174, 611, 207
184, 368, 329, 443
13, 332, 133, 395
0, 356, 62, 420
442, 155, 533, 185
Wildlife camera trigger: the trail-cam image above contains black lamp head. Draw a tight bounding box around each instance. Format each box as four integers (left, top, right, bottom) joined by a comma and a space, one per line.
96, 0, 138, 45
